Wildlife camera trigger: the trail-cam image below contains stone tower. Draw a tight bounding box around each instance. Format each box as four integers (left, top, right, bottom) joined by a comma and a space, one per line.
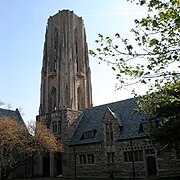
39, 10, 92, 115
36, 10, 93, 177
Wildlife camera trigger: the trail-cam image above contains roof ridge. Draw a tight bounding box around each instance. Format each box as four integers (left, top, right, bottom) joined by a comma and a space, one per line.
80, 97, 138, 111
0, 107, 16, 112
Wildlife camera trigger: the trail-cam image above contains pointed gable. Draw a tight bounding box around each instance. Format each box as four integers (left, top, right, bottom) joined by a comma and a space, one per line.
106, 107, 123, 128
102, 107, 117, 123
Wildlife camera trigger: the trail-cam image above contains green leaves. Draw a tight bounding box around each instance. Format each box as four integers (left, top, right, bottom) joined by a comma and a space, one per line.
98, 33, 103, 38
88, 50, 96, 57
89, 0, 179, 104
89, 0, 180, 150
149, 38, 159, 47
140, 18, 149, 26
137, 80, 180, 149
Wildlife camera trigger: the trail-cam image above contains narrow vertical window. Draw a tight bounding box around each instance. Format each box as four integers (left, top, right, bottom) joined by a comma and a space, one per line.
77, 86, 81, 110
79, 154, 86, 164
128, 151, 133, 162
124, 152, 128, 162
134, 150, 139, 161
87, 154, 94, 164
107, 152, 115, 163
112, 152, 115, 163
139, 150, 143, 161
109, 123, 113, 130
110, 132, 114, 140
53, 27, 58, 71
75, 28, 80, 72
49, 87, 56, 111
106, 132, 110, 141
76, 42, 79, 72
52, 121, 61, 134
105, 122, 114, 142
107, 152, 111, 163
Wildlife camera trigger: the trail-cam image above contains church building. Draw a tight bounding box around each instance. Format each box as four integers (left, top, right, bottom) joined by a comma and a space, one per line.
35, 10, 180, 179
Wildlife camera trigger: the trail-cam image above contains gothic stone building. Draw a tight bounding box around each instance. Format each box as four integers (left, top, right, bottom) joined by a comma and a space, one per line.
35, 10, 180, 179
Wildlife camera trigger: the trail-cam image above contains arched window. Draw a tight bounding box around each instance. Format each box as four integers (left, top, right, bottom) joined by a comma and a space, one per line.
49, 87, 56, 111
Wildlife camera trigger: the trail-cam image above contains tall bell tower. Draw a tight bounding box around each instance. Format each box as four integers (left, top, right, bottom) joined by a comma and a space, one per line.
39, 10, 92, 115
36, 10, 93, 177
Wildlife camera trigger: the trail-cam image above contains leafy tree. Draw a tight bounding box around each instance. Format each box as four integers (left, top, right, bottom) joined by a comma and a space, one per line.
0, 117, 62, 180
90, 0, 180, 149
137, 81, 180, 150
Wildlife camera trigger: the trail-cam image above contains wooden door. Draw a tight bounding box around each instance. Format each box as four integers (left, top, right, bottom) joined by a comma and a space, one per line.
147, 156, 157, 177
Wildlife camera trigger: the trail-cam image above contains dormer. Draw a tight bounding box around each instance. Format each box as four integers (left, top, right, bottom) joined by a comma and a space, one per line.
80, 129, 97, 140
102, 107, 123, 143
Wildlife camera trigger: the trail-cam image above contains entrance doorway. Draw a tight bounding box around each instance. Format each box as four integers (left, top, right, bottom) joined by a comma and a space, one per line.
147, 156, 157, 177
55, 153, 62, 176
43, 154, 50, 177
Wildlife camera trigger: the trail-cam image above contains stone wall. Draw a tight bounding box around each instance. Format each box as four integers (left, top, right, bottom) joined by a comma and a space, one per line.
64, 139, 180, 179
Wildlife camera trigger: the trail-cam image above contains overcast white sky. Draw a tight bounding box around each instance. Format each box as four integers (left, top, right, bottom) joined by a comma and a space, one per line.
0, 0, 147, 122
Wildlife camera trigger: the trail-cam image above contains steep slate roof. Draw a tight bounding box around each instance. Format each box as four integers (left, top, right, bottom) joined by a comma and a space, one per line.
0, 108, 25, 124
70, 97, 146, 146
